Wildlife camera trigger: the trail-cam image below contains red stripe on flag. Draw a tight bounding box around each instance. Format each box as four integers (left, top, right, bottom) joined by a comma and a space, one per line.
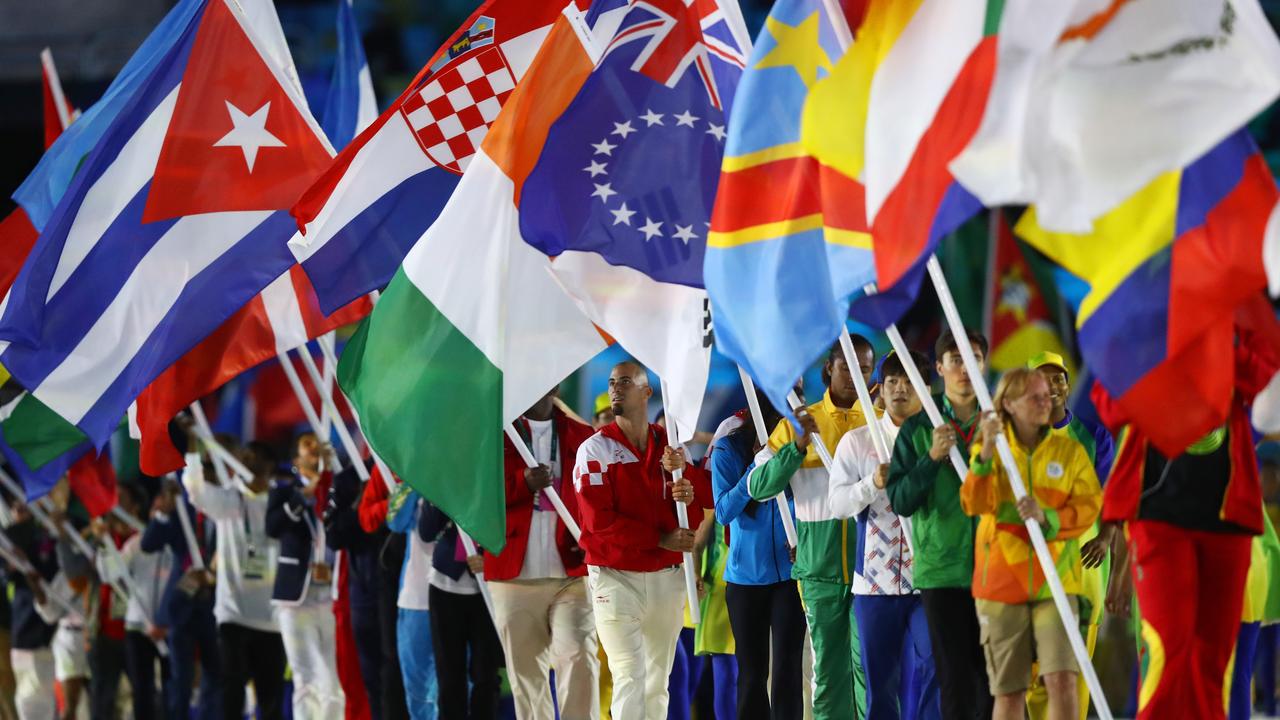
710, 156, 822, 233
818, 163, 868, 234
871, 35, 996, 290
67, 450, 118, 518
0, 209, 39, 297
1168, 152, 1276, 357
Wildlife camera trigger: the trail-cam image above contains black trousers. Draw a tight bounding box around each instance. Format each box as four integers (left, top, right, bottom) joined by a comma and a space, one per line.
919, 587, 993, 720
123, 631, 170, 720
88, 634, 125, 719
429, 585, 502, 720
379, 533, 409, 720
725, 580, 807, 720
217, 622, 286, 720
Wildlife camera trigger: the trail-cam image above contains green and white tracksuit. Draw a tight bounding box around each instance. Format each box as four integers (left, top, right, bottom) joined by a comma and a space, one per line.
749, 391, 871, 720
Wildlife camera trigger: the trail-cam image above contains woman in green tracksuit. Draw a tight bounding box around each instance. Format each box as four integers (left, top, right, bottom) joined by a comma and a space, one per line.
748, 339, 875, 719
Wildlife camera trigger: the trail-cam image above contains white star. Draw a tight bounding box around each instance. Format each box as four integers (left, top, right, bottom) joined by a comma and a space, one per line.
591, 138, 617, 156
610, 203, 636, 226
706, 123, 727, 142
591, 183, 617, 202
213, 100, 286, 172
639, 109, 665, 127
639, 217, 663, 241
611, 121, 636, 139
672, 224, 698, 244
583, 160, 607, 177
674, 110, 699, 128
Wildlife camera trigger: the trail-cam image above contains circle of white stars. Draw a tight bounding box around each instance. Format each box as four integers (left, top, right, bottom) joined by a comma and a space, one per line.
581, 106, 726, 244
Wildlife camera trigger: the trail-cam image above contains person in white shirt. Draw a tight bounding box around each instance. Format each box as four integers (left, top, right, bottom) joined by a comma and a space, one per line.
828, 350, 941, 720
114, 486, 174, 720
181, 434, 286, 720
484, 389, 599, 720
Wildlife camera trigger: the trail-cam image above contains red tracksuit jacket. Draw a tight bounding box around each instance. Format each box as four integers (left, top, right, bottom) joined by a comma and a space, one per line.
485, 409, 595, 581
573, 422, 712, 572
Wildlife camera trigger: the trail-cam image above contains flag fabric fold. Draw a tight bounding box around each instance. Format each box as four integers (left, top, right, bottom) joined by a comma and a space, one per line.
0, 0, 333, 448
518, 0, 749, 441
704, 0, 870, 413
321, 0, 378, 149
1018, 129, 1280, 454
337, 6, 607, 552
984, 209, 1073, 376
801, 0, 994, 330
951, 0, 1280, 233
290, 0, 573, 315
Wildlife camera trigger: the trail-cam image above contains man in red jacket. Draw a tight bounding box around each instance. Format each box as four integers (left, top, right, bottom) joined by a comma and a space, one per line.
485, 387, 599, 720
574, 361, 713, 719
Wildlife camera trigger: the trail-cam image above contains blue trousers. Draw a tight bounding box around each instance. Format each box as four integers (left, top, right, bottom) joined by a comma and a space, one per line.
167, 610, 222, 720
1230, 622, 1262, 720
1257, 624, 1278, 716
397, 608, 439, 720
853, 594, 939, 720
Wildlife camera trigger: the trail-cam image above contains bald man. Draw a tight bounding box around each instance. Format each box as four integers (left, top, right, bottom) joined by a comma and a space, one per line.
573, 362, 713, 719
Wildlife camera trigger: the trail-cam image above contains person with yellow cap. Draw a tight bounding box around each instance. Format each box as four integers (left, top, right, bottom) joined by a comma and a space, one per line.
1025, 350, 1116, 720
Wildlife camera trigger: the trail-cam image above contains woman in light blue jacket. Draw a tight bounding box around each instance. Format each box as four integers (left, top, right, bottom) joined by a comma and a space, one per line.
711, 395, 805, 720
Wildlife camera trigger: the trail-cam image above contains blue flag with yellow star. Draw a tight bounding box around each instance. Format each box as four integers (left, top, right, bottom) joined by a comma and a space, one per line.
704, 0, 874, 415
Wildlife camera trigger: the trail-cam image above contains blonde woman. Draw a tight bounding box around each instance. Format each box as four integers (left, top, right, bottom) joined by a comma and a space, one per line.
960, 368, 1101, 720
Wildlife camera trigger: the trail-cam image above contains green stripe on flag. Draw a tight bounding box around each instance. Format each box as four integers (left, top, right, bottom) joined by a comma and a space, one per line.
1, 393, 88, 470
337, 269, 507, 552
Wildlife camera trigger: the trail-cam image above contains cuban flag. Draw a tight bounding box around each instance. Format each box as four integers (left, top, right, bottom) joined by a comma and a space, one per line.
0, 0, 334, 447
290, 0, 578, 315
519, 0, 750, 441
321, 0, 378, 148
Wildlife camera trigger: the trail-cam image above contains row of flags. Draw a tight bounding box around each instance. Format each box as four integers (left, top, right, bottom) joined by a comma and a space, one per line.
3, 0, 1280, 547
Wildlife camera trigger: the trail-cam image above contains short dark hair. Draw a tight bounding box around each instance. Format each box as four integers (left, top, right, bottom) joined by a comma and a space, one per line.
822, 334, 873, 386
291, 431, 318, 460
117, 482, 146, 512
934, 328, 988, 362
879, 350, 931, 385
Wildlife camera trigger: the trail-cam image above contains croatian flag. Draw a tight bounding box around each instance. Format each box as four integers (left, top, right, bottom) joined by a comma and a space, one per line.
0, 0, 334, 447
519, 0, 750, 441
290, 0, 578, 315
321, 0, 378, 148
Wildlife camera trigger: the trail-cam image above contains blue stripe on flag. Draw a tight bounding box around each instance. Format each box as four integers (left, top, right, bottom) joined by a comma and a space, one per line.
302, 167, 460, 315
321, 0, 374, 149
12, 0, 206, 230
0, 15, 199, 348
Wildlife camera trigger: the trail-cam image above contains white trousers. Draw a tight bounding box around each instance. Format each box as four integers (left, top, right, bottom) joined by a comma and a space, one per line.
489, 577, 599, 720
11, 648, 54, 720
587, 566, 684, 720
277, 599, 344, 720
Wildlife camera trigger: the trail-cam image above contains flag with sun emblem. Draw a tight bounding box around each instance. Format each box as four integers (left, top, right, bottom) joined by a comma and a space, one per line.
519, 0, 751, 441
984, 209, 1073, 377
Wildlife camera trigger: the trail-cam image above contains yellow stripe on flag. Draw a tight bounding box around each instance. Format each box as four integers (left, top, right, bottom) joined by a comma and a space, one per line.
824, 227, 873, 249
1015, 170, 1181, 325
721, 143, 809, 172
801, 0, 924, 182
708, 214, 824, 248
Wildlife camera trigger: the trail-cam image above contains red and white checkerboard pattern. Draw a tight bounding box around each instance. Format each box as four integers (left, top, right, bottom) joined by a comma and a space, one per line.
399, 45, 516, 174
574, 460, 606, 491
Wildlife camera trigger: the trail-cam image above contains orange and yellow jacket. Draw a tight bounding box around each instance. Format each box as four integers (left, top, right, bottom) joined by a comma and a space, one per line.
960, 425, 1102, 604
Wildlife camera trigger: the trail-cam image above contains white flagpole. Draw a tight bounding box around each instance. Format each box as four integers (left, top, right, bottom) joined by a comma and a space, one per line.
503, 425, 582, 541
277, 353, 327, 440
924, 255, 1111, 720
294, 348, 368, 482
188, 402, 254, 487
39, 48, 72, 131
784, 391, 836, 471
735, 367, 798, 548
0, 530, 84, 624
458, 529, 496, 620
659, 380, 702, 625
314, 336, 395, 490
